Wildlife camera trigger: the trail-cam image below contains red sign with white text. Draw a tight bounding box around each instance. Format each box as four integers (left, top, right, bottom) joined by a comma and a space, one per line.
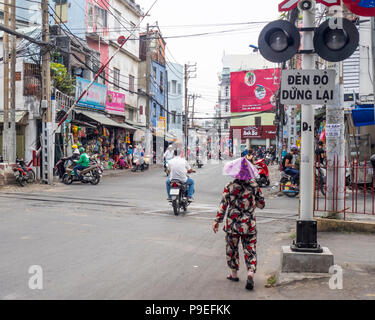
230, 126, 277, 140
230, 68, 281, 113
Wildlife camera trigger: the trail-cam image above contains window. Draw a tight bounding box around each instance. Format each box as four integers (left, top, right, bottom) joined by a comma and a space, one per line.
153, 103, 156, 117
87, 3, 94, 30
113, 68, 120, 90
128, 109, 134, 122
160, 71, 164, 92
129, 75, 135, 92
171, 80, 177, 94
95, 6, 107, 29
225, 102, 229, 113
114, 9, 121, 33
177, 113, 181, 124
172, 111, 176, 124
225, 86, 229, 97
178, 83, 182, 95
139, 105, 143, 115
160, 106, 163, 117
224, 120, 229, 129
255, 117, 262, 126
153, 67, 157, 80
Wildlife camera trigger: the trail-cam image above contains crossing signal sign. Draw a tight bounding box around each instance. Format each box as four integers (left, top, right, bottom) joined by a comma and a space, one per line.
279, 0, 340, 12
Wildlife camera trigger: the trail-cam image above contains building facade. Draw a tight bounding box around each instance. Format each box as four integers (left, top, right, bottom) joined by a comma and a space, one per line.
166, 62, 183, 142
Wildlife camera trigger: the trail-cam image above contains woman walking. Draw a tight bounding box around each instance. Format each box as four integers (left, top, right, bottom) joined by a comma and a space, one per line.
213, 157, 265, 291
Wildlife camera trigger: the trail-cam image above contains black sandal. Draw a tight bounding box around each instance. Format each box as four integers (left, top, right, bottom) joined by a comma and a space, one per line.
227, 275, 239, 282
246, 276, 254, 290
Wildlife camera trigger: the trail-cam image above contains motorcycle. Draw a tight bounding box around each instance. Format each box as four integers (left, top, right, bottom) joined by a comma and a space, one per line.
169, 179, 192, 216
62, 163, 102, 185
12, 159, 35, 187
196, 155, 204, 168
132, 156, 149, 172
255, 158, 270, 187
164, 159, 170, 176
280, 166, 326, 198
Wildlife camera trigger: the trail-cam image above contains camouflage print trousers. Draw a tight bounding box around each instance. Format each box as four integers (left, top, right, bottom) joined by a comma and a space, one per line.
225, 232, 257, 273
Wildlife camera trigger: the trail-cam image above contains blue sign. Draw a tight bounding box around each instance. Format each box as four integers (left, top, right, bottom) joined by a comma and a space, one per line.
75, 77, 108, 111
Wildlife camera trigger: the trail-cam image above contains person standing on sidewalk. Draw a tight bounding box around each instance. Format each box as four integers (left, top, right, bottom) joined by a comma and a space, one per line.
127, 145, 133, 169
212, 157, 265, 291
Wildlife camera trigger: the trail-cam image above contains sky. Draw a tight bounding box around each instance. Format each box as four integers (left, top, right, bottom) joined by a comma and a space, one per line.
137, 0, 280, 117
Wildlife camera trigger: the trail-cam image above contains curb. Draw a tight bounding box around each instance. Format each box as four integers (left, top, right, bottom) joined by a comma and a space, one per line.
275, 271, 331, 286
316, 217, 375, 234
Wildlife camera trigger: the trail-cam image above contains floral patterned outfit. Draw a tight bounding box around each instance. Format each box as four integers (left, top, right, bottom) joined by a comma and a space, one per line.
215, 179, 265, 273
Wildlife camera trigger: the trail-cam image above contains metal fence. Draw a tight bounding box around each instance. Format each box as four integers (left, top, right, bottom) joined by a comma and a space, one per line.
314, 156, 375, 219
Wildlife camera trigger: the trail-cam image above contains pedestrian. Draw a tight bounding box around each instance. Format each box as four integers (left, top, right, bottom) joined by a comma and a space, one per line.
213, 157, 265, 291
127, 145, 133, 169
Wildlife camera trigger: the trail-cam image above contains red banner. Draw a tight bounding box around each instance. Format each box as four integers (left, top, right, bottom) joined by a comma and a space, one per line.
230, 68, 281, 113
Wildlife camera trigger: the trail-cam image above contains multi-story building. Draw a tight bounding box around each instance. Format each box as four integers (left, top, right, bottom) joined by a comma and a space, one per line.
166, 62, 183, 142
139, 27, 167, 160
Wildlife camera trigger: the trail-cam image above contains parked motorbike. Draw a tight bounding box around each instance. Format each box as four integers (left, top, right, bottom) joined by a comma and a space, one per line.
169, 179, 191, 216
280, 166, 326, 198
196, 156, 204, 169
255, 158, 270, 187
62, 164, 102, 185
12, 159, 35, 187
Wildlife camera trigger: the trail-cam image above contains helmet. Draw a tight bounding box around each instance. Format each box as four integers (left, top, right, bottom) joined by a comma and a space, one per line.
79, 147, 85, 153
291, 145, 298, 151
72, 145, 78, 149
243, 149, 249, 156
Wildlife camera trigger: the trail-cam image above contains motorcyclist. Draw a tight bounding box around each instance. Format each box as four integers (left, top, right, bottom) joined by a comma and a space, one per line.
244, 148, 255, 164
132, 145, 145, 170
166, 150, 196, 202
282, 145, 299, 185
71, 145, 81, 161
73, 147, 90, 177
163, 145, 174, 164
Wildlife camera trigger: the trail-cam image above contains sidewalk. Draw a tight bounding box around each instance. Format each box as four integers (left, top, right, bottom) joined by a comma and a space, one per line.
267, 229, 375, 300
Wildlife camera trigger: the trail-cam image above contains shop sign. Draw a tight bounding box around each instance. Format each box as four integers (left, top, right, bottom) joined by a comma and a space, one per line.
106, 90, 125, 115
243, 126, 259, 138
75, 77, 107, 111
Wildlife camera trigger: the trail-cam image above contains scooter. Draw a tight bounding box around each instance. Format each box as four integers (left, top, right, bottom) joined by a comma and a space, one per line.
62, 164, 102, 185
255, 158, 270, 187
12, 159, 35, 187
164, 159, 170, 176
169, 179, 192, 216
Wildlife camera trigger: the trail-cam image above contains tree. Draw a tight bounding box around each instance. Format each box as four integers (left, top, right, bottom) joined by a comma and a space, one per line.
50, 62, 75, 96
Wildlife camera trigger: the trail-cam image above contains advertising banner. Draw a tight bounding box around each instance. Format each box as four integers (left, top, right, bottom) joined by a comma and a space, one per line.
75, 77, 107, 111
230, 68, 281, 113
106, 90, 126, 115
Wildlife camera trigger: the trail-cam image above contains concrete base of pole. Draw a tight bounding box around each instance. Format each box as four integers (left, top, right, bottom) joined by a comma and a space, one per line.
281, 246, 334, 273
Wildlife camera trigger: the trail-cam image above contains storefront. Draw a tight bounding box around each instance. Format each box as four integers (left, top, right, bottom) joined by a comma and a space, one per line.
73, 109, 137, 169
0, 111, 28, 160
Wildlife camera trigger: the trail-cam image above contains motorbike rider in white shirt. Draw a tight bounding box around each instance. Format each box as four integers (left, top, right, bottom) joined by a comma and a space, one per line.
166, 150, 195, 202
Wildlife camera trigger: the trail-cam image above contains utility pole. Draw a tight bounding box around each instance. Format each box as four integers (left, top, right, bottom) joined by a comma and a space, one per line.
9, 0, 16, 162
41, 0, 53, 184
184, 63, 196, 159
2, 0, 10, 162
188, 93, 201, 128
145, 23, 152, 159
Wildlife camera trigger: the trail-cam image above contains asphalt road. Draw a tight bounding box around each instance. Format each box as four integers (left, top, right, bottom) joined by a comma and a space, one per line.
1, 162, 373, 300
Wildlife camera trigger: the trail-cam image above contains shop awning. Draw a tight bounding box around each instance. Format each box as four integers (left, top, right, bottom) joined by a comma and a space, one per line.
76, 110, 132, 129
352, 105, 375, 127
0, 111, 28, 124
